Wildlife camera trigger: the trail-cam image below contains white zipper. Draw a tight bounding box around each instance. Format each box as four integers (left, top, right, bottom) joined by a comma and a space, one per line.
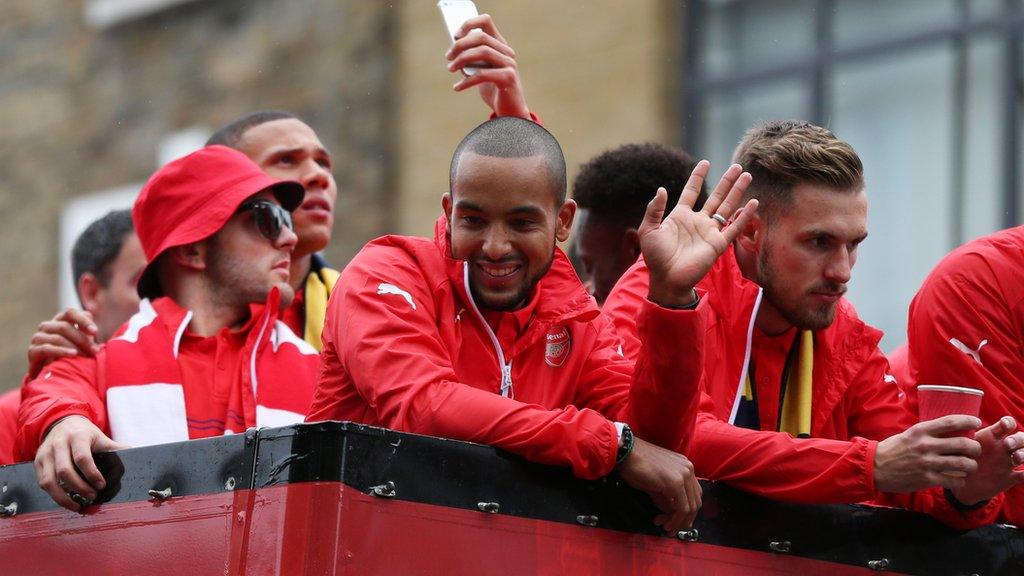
727, 287, 762, 425
463, 262, 515, 398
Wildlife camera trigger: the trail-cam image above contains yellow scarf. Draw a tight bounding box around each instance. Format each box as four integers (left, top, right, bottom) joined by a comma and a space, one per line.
743, 330, 814, 437
303, 266, 340, 351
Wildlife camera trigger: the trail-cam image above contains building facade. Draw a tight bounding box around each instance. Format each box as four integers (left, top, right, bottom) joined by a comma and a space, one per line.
1, 0, 1021, 389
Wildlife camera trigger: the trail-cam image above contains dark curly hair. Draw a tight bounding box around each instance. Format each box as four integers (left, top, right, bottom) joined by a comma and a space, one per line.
572, 143, 706, 228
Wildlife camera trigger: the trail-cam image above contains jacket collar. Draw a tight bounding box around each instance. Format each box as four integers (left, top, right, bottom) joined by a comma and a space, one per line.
702, 246, 880, 430
433, 216, 599, 327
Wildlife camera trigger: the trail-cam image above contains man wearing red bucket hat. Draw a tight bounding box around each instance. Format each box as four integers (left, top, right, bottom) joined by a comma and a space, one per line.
16, 145, 320, 512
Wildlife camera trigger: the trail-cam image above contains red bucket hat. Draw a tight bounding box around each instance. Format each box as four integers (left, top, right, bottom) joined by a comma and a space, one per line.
133, 144, 305, 298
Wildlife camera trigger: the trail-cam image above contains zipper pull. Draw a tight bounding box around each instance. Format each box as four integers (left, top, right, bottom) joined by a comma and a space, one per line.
500, 364, 513, 398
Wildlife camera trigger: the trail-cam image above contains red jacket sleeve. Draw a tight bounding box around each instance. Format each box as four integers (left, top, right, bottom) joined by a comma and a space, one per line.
16, 354, 105, 461
896, 248, 1023, 527
689, 393, 878, 503
313, 243, 702, 479
0, 389, 21, 466
571, 301, 704, 455
905, 251, 1024, 423
319, 244, 619, 479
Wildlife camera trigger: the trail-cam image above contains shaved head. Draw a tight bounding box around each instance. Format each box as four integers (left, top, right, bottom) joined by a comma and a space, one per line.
450, 117, 566, 205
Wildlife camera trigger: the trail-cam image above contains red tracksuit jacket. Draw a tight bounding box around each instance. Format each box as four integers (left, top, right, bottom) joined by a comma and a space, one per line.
17, 290, 319, 460
603, 249, 1001, 528
306, 218, 704, 480
905, 225, 1024, 525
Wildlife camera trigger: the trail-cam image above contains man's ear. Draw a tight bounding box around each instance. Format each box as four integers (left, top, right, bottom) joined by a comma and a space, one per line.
77, 273, 102, 315
555, 199, 577, 243
623, 227, 641, 260
735, 210, 764, 253
442, 193, 453, 224
167, 242, 207, 271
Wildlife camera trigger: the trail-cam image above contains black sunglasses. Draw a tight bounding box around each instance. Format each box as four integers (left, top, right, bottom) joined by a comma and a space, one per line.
236, 199, 293, 242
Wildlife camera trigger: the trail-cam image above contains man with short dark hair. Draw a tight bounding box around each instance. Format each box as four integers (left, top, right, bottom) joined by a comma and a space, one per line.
17, 146, 320, 511
603, 120, 1024, 528
308, 117, 759, 532
70, 210, 143, 335
572, 143, 707, 304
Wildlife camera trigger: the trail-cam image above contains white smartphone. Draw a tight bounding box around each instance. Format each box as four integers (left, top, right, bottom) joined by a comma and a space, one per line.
438, 0, 484, 76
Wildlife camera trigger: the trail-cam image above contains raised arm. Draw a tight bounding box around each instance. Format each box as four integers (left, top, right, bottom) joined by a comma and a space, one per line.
446, 14, 532, 120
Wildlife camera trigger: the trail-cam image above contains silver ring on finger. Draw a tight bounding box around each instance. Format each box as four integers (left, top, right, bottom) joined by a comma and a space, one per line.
711, 213, 728, 228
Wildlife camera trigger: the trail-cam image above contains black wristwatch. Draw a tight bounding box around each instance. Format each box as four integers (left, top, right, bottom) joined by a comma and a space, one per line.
615, 423, 635, 466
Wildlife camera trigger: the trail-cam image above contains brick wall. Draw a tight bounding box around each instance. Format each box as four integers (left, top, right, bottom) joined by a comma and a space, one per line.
0, 0, 397, 389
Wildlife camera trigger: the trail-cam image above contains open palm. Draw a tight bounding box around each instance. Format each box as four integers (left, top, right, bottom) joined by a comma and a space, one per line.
640, 161, 757, 305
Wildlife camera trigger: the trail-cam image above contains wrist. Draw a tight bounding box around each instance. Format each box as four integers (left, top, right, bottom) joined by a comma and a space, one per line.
647, 286, 699, 310
614, 422, 635, 467
945, 488, 990, 511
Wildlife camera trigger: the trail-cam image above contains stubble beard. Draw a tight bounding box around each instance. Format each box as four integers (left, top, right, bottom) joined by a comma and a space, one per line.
756, 239, 838, 332
470, 246, 556, 312
206, 243, 293, 310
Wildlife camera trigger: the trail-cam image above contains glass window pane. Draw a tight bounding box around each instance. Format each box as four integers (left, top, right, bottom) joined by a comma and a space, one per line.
699, 0, 815, 78
968, 0, 1005, 20
698, 77, 809, 184
961, 37, 1003, 240
830, 44, 955, 351
834, 0, 957, 49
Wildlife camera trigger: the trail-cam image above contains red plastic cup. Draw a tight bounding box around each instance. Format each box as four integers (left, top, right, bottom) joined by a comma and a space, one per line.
917, 384, 984, 437
918, 385, 984, 477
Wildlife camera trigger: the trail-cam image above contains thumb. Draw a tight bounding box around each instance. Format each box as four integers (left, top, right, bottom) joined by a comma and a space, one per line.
93, 435, 131, 452
978, 416, 1015, 443
639, 188, 668, 237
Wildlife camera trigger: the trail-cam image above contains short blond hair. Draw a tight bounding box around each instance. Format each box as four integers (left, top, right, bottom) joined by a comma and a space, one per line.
732, 120, 863, 216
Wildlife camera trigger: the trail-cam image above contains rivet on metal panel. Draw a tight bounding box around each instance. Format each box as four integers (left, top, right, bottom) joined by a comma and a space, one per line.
148, 487, 173, 501
576, 515, 599, 527
369, 481, 396, 498
769, 540, 791, 553
0, 501, 17, 517
224, 476, 236, 491
676, 529, 699, 542
867, 558, 889, 571
477, 502, 500, 513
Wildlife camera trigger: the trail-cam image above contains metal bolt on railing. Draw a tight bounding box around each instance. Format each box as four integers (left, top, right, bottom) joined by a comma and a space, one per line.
148, 487, 173, 501
576, 515, 599, 527
369, 481, 396, 498
867, 558, 889, 571
0, 501, 17, 517
676, 529, 699, 542
769, 541, 791, 553
477, 502, 500, 514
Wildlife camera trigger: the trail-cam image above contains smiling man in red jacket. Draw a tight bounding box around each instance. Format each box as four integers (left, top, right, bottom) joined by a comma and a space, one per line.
603, 120, 1024, 528
307, 116, 758, 532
